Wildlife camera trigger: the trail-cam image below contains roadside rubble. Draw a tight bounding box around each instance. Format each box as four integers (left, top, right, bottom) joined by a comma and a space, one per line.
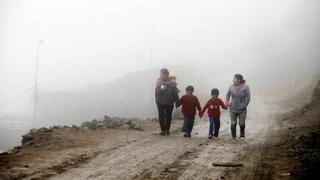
80, 115, 144, 131
18, 115, 145, 149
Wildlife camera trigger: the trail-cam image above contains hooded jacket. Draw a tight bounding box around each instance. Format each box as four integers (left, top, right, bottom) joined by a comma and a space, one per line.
155, 78, 180, 106
226, 83, 251, 113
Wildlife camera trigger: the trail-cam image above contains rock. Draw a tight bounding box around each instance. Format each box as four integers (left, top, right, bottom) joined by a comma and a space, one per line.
81, 120, 98, 130
80, 116, 145, 131
72, 125, 78, 128
21, 134, 33, 144
0, 152, 8, 155
29, 128, 38, 134
96, 122, 104, 130
13, 146, 21, 150
92, 119, 98, 124
104, 115, 111, 120
24, 141, 33, 146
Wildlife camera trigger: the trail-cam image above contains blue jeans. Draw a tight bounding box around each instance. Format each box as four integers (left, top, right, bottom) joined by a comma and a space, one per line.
182, 115, 195, 133
209, 117, 220, 137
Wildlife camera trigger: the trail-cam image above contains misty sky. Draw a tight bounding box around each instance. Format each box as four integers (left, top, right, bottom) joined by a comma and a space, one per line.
1, 0, 320, 108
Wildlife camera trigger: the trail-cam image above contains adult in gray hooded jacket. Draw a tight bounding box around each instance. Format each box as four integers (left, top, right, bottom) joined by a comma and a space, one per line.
226, 74, 251, 140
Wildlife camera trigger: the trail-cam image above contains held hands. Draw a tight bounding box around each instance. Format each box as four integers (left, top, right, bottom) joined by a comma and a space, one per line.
198, 112, 203, 119
225, 101, 230, 107
175, 102, 181, 108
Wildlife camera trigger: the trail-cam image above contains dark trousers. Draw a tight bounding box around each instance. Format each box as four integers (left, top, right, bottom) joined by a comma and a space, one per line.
230, 112, 247, 138
209, 117, 220, 137
181, 115, 195, 133
157, 103, 174, 132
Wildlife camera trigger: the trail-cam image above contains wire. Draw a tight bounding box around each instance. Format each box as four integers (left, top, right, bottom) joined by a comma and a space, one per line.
0, 86, 35, 108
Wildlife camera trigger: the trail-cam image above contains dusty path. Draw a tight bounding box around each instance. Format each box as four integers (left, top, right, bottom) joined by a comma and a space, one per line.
46, 96, 279, 180
222, 82, 320, 180
0, 95, 299, 180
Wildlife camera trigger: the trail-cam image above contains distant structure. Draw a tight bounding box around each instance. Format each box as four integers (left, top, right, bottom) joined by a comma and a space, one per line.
150, 21, 155, 68
33, 40, 44, 124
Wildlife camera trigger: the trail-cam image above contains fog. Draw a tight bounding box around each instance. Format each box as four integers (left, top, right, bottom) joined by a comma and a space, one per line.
1, 0, 320, 150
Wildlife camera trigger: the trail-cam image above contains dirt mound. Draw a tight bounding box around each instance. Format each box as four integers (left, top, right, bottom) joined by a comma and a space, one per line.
14, 115, 146, 151
80, 115, 144, 131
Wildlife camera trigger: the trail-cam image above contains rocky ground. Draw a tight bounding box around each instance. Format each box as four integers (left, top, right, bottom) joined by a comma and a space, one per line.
0, 82, 319, 180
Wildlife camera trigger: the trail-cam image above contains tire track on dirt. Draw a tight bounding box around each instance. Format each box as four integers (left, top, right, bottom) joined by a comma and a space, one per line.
133, 138, 208, 180
26, 142, 132, 180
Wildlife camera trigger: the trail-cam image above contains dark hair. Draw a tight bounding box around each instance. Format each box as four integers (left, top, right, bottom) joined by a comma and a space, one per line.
160, 68, 169, 76
211, 88, 219, 96
234, 74, 246, 84
186, 85, 194, 93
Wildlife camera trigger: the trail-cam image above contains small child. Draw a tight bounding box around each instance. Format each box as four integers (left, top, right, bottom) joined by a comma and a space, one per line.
200, 88, 228, 139
169, 72, 180, 93
178, 85, 201, 138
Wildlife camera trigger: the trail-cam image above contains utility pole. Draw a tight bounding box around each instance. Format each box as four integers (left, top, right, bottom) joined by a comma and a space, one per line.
33, 40, 44, 125
150, 21, 154, 68
137, 34, 140, 71
137, 45, 140, 71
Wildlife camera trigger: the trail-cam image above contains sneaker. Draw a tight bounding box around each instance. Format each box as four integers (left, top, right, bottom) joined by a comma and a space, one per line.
187, 133, 191, 138
208, 135, 213, 139
159, 131, 165, 136
232, 137, 237, 141
239, 137, 245, 140
212, 136, 217, 140
183, 133, 188, 137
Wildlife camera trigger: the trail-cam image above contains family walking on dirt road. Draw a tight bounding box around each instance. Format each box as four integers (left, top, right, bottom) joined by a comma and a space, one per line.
155, 68, 251, 140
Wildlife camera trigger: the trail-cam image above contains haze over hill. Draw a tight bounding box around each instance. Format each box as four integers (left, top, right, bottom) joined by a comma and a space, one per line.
36, 61, 319, 127
1, 0, 320, 152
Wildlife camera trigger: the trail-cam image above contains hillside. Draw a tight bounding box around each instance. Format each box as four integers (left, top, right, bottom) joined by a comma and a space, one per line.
0, 78, 319, 179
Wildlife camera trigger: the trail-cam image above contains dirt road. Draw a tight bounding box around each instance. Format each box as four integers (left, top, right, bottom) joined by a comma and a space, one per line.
0, 90, 316, 180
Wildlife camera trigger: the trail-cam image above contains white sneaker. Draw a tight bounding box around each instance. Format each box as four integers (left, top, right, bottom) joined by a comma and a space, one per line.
239, 137, 245, 140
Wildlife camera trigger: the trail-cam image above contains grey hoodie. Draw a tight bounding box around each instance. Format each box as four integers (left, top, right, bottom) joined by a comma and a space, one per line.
226, 83, 251, 113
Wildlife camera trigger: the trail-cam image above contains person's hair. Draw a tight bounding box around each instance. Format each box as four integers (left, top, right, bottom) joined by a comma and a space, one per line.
186, 85, 194, 93
160, 68, 169, 76
211, 88, 219, 96
234, 74, 246, 84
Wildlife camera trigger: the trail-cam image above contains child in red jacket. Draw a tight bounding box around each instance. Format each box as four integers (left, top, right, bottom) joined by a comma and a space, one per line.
200, 88, 227, 139
178, 85, 202, 138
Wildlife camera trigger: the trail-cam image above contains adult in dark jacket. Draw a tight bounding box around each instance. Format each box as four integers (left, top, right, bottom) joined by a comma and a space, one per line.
155, 68, 180, 136
226, 74, 251, 140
